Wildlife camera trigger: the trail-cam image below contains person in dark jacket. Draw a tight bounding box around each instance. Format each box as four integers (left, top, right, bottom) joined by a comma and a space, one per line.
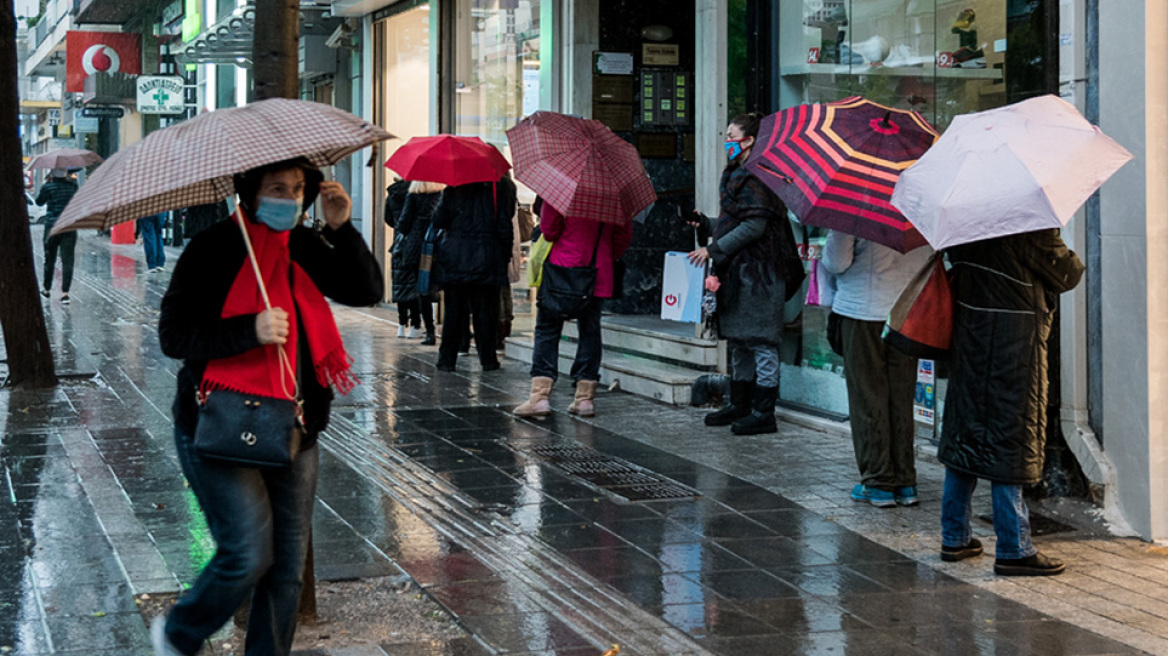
687, 113, 801, 435
37, 168, 79, 303
153, 158, 383, 656
391, 180, 445, 344
938, 228, 1083, 577
183, 200, 230, 241
431, 175, 516, 371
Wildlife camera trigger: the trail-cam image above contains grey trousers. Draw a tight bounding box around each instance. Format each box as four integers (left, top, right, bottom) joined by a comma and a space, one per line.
729, 340, 780, 388
840, 317, 918, 491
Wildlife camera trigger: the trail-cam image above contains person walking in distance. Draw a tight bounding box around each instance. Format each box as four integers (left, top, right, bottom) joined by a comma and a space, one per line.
37, 168, 80, 303
686, 113, 801, 436
822, 230, 931, 508
938, 228, 1083, 577
138, 212, 168, 272
392, 180, 445, 344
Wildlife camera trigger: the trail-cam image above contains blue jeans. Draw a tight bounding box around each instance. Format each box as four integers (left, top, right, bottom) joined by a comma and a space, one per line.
941, 468, 1036, 560
530, 297, 603, 382
138, 214, 166, 270
166, 428, 319, 655
729, 340, 779, 388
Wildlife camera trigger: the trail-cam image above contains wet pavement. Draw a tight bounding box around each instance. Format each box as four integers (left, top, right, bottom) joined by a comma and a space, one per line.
2, 227, 1167, 654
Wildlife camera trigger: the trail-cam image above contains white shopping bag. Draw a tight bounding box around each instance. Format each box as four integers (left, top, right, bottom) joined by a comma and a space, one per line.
661, 251, 704, 323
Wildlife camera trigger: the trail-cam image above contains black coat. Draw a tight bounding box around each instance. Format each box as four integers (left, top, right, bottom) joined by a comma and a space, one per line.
383, 179, 411, 229
159, 219, 383, 450
431, 177, 516, 287
390, 191, 440, 303
937, 229, 1084, 485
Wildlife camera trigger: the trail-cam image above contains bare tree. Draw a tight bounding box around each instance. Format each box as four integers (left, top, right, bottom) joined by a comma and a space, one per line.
250, 0, 318, 620
0, 0, 56, 388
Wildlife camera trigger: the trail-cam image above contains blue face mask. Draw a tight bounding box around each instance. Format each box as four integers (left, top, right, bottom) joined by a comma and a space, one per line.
724, 139, 745, 161
255, 196, 303, 232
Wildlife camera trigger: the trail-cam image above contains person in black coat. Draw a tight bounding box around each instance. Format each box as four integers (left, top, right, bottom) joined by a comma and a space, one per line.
431, 174, 516, 371
153, 158, 382, 655
391, 180, 444, 344
938, 228, 1083, 577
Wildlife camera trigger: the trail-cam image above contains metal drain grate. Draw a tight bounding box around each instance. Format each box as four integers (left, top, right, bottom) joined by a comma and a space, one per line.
527, 443, 699, 502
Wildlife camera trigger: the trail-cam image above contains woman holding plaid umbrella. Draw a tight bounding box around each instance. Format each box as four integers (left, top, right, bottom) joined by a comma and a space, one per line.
154, 158, 382, 655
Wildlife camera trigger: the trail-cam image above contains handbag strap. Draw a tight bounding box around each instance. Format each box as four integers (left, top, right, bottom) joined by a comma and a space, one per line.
590, 223, 604, 267
233, 209, 299, 402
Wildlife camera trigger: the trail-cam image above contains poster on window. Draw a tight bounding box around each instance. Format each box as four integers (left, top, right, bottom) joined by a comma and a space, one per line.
914, 359, 935, 425
661, 251, 703, 323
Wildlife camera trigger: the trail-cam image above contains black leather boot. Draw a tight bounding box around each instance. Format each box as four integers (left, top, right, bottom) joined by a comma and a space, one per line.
731, 386, 778, 435
704, 380, 753, 426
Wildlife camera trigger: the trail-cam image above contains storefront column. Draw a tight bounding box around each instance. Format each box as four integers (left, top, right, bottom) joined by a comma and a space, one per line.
693, 0, 726, 217
561, 0, 598, 116
1098, 0, 1168, 540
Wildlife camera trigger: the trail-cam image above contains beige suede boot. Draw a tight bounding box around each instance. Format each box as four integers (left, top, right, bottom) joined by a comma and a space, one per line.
513, 377, 554, 417
568, 380, 599, 417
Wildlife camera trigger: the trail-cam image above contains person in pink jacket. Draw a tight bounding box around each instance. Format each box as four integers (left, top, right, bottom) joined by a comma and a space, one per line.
513, 200, 633, 417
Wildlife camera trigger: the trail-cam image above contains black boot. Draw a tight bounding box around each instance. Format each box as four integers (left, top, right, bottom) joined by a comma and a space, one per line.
705, 380, 753, 426
731, 386, 778, 435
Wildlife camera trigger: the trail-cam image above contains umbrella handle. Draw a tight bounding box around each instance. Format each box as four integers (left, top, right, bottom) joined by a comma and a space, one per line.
234, 209, 299, 402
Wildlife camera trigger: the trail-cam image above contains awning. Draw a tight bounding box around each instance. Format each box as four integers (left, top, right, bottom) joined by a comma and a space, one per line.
173, 3, 339, 67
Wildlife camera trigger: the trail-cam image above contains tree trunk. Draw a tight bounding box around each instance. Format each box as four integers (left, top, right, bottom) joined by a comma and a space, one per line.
249, 0, 317, 621
251, 0, 300, 101
0, 0, 56, 388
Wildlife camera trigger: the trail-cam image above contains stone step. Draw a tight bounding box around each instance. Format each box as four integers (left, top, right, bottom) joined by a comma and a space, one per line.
504, 337, 695, 405
561, 316, 720, 369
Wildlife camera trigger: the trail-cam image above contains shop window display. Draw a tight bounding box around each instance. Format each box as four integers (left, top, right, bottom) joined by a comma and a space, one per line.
773, 0, 1049, 424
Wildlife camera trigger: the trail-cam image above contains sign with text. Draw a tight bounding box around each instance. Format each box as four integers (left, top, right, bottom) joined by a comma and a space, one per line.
137, 76, 185, 114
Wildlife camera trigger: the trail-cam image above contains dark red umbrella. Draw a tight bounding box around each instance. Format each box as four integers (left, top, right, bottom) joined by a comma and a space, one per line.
385, 135, 511, 186
506, 111, 655, 225
745, 96, 938, 253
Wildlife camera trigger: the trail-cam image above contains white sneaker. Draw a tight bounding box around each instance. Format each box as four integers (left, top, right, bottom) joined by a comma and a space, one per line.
150, 617, 183, 656
396, 325, 406, 338
408, 326, 418, 339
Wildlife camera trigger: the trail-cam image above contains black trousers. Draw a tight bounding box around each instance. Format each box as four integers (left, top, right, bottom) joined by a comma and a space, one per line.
43, 230, 77, 293
439, 284, 499, 368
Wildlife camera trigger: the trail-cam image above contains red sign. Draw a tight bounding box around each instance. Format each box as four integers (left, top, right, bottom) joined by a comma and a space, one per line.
66, 31, 141, 93
937, 52, 954, 69
807, 47, 821, 64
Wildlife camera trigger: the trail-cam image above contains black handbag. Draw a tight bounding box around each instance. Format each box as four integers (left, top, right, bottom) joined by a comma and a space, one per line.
610, 259, 626, 299
194, 391, 304, 467
537, 225, 604, 320
192, 211, 306, 468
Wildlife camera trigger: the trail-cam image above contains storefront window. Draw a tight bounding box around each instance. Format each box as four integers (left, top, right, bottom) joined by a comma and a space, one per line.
454, 0, 540, 163
775, 0, 1051, 421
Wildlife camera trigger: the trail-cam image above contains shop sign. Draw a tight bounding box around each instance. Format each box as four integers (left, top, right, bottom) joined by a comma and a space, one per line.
137, 76, 185, 114
162, 0, 184, 26
642, 43, 679, 67
594, 51, 634, 75
81, 106, 124, 118
47, 108, 61, 125
75, 116, 100, 133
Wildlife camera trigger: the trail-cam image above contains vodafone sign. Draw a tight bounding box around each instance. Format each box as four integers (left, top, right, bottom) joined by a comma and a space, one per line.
66, 31, 142, 93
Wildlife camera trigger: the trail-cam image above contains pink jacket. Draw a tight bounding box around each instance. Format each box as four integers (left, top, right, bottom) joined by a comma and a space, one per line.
541, 204, 633, 298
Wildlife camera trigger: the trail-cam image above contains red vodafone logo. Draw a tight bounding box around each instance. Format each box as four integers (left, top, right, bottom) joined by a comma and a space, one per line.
664, 294, 678, 307
83, 44, 120, 74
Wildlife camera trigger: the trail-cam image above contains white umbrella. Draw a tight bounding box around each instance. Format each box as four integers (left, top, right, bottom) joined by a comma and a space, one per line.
52, 98, 392, 234
890, 95, 1133, 251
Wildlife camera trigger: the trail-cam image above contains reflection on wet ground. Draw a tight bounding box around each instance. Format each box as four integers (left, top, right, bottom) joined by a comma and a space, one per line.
0, 231, 1152, 655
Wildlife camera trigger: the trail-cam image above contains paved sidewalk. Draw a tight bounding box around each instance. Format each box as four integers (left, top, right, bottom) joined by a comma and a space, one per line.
2, 227, 1166, 655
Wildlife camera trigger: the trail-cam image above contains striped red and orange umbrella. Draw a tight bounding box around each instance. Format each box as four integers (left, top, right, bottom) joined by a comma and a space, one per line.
745, 96, 938, 253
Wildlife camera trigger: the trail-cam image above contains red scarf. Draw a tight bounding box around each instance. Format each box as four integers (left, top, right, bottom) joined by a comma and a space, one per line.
201, 211, 357, 399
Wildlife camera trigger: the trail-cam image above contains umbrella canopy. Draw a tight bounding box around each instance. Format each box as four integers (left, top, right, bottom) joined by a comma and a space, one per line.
506, 111, 656, 225
385, 135, 511, 186
27, 148, 103, 170
891, 95, 1133, 251
746, 96, 939, 253
52, 98, 392, 234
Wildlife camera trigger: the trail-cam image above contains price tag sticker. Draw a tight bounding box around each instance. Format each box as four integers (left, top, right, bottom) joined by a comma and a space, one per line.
937, 52, 954, 68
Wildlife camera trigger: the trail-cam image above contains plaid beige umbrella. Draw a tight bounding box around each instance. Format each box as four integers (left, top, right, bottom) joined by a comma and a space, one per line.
27, 148, 103, 170
51, 98, 392, 234
506, 111, 656, 225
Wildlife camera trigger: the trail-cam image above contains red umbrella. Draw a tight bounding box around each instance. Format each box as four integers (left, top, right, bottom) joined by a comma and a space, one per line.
506, 111, 655, 225
745, 96, 938, 253
385, 135, 511, 186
